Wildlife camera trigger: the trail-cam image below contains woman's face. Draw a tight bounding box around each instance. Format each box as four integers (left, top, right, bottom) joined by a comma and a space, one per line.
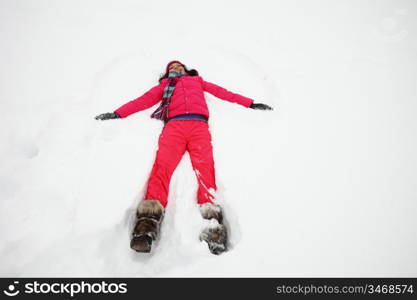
169, 63, 185, 73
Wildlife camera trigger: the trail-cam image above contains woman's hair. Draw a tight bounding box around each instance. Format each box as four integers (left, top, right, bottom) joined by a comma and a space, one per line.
158, 64, 199, 83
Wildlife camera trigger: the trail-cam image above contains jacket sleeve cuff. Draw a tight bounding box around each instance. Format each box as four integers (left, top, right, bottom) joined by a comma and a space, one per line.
241, 98, 255, 108
114, 110, 125, 118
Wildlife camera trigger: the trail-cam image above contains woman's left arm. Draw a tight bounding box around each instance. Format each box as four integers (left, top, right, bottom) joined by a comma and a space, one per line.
202, 80, 254, 108
202, 79, 273, 110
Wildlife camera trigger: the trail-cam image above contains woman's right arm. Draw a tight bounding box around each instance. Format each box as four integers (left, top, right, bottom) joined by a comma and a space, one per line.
113, 82, 165, 118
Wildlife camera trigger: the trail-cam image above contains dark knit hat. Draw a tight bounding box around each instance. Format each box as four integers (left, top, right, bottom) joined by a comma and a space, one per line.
166, 60, 184, 73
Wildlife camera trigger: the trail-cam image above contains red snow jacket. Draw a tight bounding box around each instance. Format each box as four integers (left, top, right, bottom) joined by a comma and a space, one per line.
114, 75, 254, 119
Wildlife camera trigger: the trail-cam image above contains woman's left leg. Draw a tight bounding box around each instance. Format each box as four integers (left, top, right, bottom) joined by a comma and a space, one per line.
187, 121, 227, 254
186, 121, 217, 205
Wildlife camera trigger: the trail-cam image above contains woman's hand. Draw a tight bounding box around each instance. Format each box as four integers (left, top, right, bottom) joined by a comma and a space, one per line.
250, 103, 273, 110
95, 112, 121, 120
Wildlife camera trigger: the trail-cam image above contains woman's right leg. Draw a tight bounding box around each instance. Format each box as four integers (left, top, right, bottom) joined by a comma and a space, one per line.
132, 122, 186, 252
145, 122, 187, 207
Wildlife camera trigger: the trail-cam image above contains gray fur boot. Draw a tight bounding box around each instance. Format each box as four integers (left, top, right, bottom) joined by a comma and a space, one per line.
130, 200, 164, 253
199, 203, 228, 255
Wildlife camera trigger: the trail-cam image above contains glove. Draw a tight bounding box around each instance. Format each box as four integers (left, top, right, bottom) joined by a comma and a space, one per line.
250, 103, 273, 110
95, 112, 121, 120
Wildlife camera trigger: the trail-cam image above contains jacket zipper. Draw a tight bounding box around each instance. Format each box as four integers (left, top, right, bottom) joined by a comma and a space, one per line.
181, 79, 188, 114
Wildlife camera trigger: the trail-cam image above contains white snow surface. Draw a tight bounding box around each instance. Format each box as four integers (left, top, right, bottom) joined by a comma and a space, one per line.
1, 0, 417, 277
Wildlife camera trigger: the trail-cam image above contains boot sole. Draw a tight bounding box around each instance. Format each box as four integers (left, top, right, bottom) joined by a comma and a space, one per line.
130, 236, 152, 253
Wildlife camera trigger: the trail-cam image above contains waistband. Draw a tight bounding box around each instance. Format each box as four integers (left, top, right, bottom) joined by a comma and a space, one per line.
167, 114, 208, 122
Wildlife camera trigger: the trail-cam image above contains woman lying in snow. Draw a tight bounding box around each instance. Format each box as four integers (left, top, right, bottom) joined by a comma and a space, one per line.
95, 61, 272, 255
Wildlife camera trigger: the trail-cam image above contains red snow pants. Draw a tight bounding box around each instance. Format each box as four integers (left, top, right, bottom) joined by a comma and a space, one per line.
145, 120, 217, 207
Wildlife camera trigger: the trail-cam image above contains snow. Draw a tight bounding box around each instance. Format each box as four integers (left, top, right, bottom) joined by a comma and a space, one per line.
1, 0, 417, 277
